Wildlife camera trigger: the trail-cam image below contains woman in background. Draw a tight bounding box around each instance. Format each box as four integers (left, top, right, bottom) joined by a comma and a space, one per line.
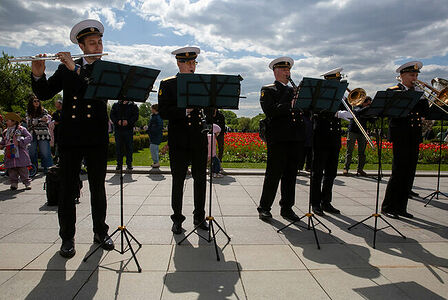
26, 93, 53, 173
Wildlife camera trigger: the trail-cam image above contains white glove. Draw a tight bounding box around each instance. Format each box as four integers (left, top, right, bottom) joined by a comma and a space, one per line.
335, 110, 353, 121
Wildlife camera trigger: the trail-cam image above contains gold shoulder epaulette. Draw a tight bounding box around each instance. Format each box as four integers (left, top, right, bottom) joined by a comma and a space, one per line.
388, 85, 399, 89
161, 75, 176, 82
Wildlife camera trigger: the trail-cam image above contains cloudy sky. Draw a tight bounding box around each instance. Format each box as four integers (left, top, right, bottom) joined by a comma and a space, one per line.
1, 0, 448, 117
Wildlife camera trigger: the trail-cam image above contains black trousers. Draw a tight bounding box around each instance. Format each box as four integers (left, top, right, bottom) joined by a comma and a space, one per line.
311, 145, 340, 207
298, 146, 312, 170
259, 141, 303, 212
169, 146, 207, 223
382, 134, 420, 213
115, 129, 134, 167
216, 132, 225, 162
58, 145, 109, 241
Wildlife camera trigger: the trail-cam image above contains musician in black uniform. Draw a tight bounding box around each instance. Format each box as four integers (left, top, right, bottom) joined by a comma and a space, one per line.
343, 96, 372, 176
311, 68, 353, 216
381, 61, 429, 219
257, 57, 305, 222
158, 47, 209, 234
31, 19, 114, 258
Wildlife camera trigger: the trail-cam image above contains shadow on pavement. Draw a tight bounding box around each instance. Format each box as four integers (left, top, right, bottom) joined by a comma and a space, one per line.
326, 214, 448, 283
271, 217, 382, 280
25, 244, 103, 299
164, 240, 241, 300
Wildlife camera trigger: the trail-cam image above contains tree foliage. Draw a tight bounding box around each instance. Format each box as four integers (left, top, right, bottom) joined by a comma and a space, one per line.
0, 52, 33, 115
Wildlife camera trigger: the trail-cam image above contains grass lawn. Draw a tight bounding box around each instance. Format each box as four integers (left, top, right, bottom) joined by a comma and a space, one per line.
107, 147, 448, 171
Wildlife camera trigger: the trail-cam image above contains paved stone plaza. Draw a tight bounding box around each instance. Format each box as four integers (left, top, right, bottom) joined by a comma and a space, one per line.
0, 168, 447, 299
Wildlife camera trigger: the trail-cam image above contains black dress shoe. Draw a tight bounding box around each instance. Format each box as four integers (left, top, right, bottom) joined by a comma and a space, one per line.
381, 210, 399, 219
280, 210, 301, 222
321, 203, 340, 214
257, 207, 272, 220
171, 222, 182, 234
398, 211, 414, 219
60, 239, 76, 258
94, 233, 115, 251
312, 206, 325, 216
194, 220, 209, 230
409, 190, 419, 198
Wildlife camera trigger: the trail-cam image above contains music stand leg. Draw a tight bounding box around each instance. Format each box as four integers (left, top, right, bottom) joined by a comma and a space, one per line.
347, 119, 406, 248
277, 151, 331, 250
423, 120, 447, 206
84, 165, 142, 272
177, 115, 231, 261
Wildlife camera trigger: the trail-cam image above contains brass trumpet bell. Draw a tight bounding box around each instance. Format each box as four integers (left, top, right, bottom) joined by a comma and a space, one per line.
347, 88, 367, 106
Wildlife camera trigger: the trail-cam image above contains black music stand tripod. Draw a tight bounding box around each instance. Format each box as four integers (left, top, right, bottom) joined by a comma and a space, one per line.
348, 90, 422, 248
83, 61, 161, 272
423, 107, 448, 205
176, 73, 243, 261
277, 77, 348, 249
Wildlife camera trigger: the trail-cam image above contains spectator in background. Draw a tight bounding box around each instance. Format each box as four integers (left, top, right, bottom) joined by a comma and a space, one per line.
343, 96, 372, 177
51, 99, 63, 164
0, 112, 33, 190
26, 93, 53, 173
110, 100, 139, 170
214, 109, 226, 173
208, 124, 223, 178
148, 104, 163, 168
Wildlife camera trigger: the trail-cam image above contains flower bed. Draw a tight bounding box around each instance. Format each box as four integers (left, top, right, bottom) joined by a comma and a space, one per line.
219, 133, 447, 164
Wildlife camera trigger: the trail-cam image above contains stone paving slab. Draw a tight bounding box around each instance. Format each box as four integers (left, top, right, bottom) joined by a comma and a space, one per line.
0, 169, 447, 299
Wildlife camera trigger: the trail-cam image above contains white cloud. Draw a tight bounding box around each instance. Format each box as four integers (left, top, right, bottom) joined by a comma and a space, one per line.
2, 0, 448, 117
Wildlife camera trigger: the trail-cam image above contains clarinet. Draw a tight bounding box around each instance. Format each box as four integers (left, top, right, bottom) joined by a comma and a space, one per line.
287, 76, 302, 108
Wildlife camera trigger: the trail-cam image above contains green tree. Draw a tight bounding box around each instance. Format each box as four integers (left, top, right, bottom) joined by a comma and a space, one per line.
139, 102, 152, 119
237, 117, 251, 132
0, 52, 32, 114
221, 109, 238, 129
249, 113, 265, 132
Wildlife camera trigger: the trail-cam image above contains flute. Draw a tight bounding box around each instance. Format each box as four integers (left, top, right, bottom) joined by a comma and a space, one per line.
8, 53, 108, 63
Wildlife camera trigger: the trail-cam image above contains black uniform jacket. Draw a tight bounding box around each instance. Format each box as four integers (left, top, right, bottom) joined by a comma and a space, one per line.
110, 101, 139, 131
32, 58, 109, 148
387, 83, 429, 143
348, 105, 370, 134
313, 111, 342, 149
158, 75, 207, 150
260, 81, 305, 145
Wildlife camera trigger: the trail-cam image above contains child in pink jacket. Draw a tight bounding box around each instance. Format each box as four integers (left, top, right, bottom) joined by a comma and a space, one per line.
0, 113, 33, 190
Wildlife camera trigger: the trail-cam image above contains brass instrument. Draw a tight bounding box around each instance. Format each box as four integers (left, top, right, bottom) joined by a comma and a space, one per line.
8, 53, 108, 63
344, 88, 375, 148
412, 79, 448, 115
347, 88, 367, 107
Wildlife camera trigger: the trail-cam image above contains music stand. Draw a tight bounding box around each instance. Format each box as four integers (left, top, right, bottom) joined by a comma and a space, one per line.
83, 60, 161, 272
176, 73, 242, 261
348, 90, 422, 248
423, 105, 448, 205
277, 77, 348, 249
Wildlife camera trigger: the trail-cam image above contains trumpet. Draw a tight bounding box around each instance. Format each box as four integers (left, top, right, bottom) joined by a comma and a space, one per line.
8, 53, 108, 63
